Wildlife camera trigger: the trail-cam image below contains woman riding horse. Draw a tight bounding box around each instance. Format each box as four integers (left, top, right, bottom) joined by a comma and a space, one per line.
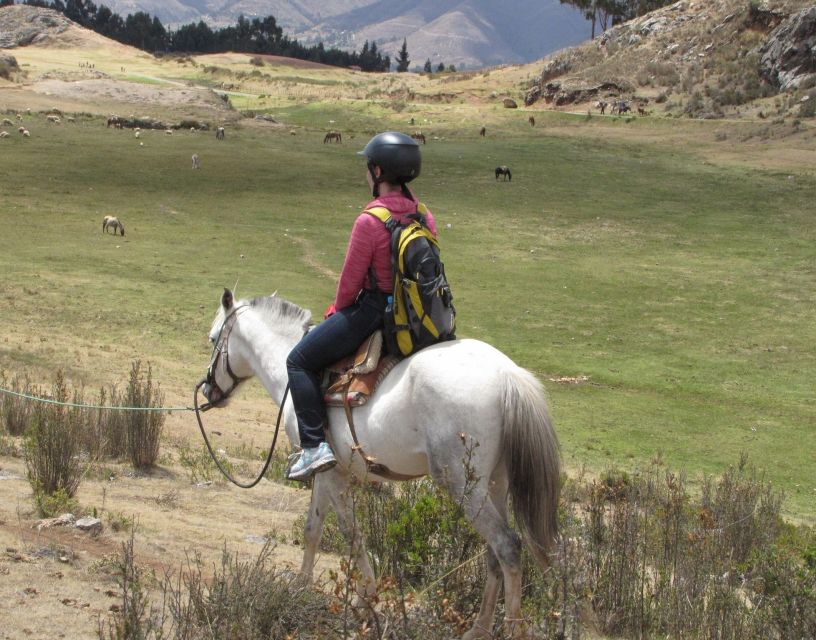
286, 132, 436, 480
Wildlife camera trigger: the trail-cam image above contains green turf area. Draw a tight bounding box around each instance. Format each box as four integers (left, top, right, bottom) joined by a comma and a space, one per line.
1, 113, 814, 520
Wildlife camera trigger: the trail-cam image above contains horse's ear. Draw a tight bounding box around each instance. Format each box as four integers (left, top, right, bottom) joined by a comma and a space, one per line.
221, 288, 234, 310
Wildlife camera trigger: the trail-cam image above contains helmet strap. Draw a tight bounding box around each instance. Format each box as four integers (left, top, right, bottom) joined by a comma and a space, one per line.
400, 183, 413, 200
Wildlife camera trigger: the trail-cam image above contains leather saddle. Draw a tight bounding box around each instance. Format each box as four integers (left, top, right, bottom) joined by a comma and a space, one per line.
323, 330, 400, 407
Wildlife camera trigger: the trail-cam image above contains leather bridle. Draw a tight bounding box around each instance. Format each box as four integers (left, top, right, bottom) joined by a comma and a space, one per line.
198, 305, 250, 410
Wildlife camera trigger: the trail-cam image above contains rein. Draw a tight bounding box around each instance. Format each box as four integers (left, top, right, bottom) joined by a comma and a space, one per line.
193, 379, 288, 488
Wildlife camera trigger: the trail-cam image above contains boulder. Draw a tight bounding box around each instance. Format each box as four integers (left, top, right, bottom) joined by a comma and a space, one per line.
75, 517, 103, 534
502, 98, 518, 109
759, 7, 816, 90
0, 53, 19, 69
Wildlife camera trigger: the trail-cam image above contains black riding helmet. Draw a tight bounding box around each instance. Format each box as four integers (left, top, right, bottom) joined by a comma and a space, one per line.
357, 131, 421, 197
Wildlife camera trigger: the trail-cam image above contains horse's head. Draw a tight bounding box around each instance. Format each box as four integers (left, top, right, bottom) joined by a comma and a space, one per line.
200, 288, 252, 408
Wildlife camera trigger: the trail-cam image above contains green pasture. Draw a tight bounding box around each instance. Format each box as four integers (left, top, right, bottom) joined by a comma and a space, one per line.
0, 112, 814, 520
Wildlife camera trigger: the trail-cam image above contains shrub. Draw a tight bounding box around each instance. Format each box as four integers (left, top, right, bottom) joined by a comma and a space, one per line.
23, 372, 85, 514
0, 371, 35, 436
124, 361, 165, 469
249, 56, 264, 67
164, 542, 334, 639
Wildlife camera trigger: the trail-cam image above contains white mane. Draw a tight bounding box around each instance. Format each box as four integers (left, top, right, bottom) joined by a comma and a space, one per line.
248, 295, 312, 338
209, 294, 313, 343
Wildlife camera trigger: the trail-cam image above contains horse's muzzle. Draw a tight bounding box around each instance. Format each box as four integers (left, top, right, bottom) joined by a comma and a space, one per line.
196, 378, 221, 412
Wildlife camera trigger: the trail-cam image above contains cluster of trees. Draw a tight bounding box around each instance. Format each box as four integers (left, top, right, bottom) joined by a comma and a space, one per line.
560, 0, 677, 39
13, 0, 390, 71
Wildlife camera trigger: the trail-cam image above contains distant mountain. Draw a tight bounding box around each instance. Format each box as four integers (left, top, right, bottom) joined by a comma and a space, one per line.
99, 0, 590, 69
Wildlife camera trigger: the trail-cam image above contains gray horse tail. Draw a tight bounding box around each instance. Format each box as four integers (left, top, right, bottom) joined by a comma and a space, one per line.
501, 367, 561, 568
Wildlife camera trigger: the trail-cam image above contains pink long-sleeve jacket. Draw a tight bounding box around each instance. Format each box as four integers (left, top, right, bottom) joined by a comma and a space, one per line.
333, 191, 437, 311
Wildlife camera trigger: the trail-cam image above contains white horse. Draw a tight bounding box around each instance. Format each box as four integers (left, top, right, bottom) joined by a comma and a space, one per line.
102, 215, 125, 236
200, 289, 561, 638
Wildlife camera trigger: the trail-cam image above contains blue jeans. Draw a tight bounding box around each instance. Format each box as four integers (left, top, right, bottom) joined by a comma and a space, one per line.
286, 291, 386, 449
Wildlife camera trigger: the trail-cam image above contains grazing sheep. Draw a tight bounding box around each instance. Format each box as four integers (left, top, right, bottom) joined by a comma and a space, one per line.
165, 129, 173, 135
18, 126, 24, 133
215, 126, 225, 140
46, 114, 61, 123
102, 215, 125, 236
191, 153, 200, 169
528, 116, 535, 127
0, 131, 9, 138
22, 129, 30, 137
479, 126, 486, 137
16, 114, 22, 121
495, 166, 511, 181
134, 130, 140, 138
66, 116, 75, 123
1, 118, 12, 126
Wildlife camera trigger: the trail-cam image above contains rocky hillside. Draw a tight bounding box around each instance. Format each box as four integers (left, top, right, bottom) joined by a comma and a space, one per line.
0, 4, 135, 51
524, 0, 816, 120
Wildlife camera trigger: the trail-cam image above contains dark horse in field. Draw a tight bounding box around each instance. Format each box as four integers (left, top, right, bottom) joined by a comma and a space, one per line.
324, 131, 342, 143
495, 166, 512, 181
410, 131, 426, 144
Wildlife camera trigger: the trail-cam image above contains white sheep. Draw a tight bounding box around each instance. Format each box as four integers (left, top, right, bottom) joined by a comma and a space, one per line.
191, 153, 200, 169
134, 130, 140, 138
0, 131, 9, 138
22, 129, 30, 137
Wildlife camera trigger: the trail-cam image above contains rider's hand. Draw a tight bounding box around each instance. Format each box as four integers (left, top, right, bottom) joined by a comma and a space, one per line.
323, 303, 336, 319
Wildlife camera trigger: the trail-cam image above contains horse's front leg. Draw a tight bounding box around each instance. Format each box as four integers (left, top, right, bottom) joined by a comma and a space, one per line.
299, 473, 331, 581
323, 470, 376, 599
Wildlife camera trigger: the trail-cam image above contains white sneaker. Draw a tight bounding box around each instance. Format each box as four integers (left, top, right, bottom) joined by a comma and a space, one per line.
286, 442, 336, 481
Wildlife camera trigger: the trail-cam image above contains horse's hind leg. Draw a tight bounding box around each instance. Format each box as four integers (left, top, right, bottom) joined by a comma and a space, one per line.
462, 471, 511, 640
435, 464, 526, 639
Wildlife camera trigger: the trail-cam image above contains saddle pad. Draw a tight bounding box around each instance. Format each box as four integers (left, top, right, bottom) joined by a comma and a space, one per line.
324, 355, 400, 407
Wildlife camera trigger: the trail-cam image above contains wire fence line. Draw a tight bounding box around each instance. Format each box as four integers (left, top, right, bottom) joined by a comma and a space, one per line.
0, 386, 193, 412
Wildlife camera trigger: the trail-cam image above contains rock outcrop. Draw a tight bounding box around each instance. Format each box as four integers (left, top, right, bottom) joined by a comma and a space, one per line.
0, 5, 74, 48
759, 7, 816, 90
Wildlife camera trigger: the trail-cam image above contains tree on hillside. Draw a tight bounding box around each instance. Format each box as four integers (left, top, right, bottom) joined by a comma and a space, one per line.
396, 38, 410, 72
424, 58, 432, 73
436, 62, 445, 73
1, 0, 15, 7
560, 0, 675, 39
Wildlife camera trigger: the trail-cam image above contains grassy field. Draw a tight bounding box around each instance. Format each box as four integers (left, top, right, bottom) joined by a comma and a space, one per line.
1, 103, 814, 522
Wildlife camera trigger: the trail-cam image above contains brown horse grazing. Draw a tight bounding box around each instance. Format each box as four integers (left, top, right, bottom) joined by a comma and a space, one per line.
528, 115, 535, 127
324, 131, 342, 143
637, 104, 649, 116
410, 131, 426, 144
479, 126, 486, 137
102, 215, 125, 236
495, 166, 511, 181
